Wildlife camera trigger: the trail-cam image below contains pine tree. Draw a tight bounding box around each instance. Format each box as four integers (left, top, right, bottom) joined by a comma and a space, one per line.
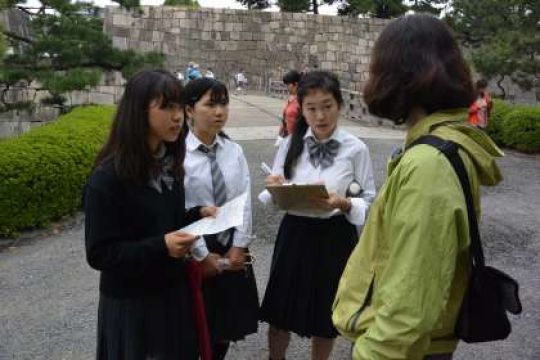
278, 0, 311, 12
449, 0, 539, 98
163, 0, 200, 8
323, 0, 407, 18
236, 0, 271, 10
0, 0, 163, 112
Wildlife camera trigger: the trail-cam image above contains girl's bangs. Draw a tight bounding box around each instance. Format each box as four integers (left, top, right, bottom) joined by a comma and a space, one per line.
157, 77, 185, 108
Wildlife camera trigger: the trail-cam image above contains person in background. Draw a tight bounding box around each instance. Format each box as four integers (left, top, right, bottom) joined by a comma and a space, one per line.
332, 14, 504, 360
184, 78, 259, 360
185, 61, 194, 84
275, 70, 301, 147
84, 69, 217, 360
468, 78, 493, 129
176, 69, 185, 85
259, 71, 376, 360
235, 69, 248, 95
189, 64, 203, 81
205, 67, 216, 79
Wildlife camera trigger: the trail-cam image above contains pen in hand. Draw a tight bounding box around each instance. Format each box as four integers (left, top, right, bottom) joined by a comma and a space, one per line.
261, 162, 272, 176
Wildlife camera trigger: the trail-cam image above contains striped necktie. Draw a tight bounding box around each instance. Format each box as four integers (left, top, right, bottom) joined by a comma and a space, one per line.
198, 144, 230, 246
198, 144, 227, 206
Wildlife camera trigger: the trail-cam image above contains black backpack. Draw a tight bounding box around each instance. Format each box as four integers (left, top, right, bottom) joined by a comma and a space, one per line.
407, 135, 522, 343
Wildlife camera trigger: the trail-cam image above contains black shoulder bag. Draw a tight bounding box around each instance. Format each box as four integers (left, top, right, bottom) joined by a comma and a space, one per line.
408, 135, 522, 343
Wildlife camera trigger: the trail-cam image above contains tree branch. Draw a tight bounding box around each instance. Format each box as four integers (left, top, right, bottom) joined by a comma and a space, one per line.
2, 29, 33, 44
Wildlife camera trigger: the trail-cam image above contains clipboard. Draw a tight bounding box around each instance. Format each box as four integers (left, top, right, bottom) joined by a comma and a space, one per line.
266, 184, 329, 211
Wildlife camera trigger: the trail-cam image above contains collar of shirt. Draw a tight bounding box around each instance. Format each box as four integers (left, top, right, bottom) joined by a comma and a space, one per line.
303, 126, 346, 144
186, 130, 225, 152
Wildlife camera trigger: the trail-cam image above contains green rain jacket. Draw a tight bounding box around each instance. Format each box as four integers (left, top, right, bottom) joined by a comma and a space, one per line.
332, 109, 504, 359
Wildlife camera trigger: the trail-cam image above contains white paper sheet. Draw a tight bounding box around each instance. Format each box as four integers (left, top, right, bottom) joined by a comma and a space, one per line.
178, 192, 248, 236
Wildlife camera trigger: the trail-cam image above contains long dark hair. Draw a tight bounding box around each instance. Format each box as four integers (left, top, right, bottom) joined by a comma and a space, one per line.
363, 14, 475, 124
184, 78, 230, 139
94, 69, 187, 183
283, 71, 343, 179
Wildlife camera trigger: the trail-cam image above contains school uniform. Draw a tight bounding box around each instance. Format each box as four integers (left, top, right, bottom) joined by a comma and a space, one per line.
258, 127, 376, 338
84, 154, 202, 360
184, 131, 259, 344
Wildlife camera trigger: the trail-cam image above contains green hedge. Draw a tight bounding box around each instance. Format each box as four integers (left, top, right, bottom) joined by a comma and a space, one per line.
0, 106, 114, 237
501, 107, 540, 153
486, 100, 540, 153
486, 99, 514, 145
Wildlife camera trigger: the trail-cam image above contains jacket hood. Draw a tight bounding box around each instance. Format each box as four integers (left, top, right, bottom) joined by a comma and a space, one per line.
405, 109, 504, 186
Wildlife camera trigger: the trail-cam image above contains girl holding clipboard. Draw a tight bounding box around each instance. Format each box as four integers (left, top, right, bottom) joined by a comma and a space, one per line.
258, 71, 376, 360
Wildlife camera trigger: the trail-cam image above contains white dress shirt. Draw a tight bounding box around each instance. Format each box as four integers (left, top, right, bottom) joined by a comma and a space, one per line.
185, 131, 253, 260
258, 127, 376, 226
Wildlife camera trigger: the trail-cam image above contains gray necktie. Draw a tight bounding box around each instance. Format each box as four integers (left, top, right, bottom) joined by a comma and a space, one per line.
305, 136, 340, 169
198, 144, 230, 245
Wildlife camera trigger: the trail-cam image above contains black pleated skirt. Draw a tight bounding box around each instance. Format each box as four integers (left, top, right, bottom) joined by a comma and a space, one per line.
260, 214, 358, 339
96, 282, 198, 360
202, 233, 260, 343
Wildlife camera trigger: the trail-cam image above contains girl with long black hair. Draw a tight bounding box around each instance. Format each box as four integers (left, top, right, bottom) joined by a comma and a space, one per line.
258, 71, 376, 360
84, 69, 216, 360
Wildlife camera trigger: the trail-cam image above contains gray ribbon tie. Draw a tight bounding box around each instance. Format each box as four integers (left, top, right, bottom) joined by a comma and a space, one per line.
305, 136, 340, 169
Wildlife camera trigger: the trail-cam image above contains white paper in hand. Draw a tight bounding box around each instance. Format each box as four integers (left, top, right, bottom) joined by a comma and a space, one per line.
178, 192, 248, 236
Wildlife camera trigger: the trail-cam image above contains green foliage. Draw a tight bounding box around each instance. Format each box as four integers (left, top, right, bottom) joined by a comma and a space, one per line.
1, 0, 163, 112
0, 30, 6, 60
278, 0, 311, 12
235, 0, 271, 10
163, 0, 200, 7
408, 0, 449, 15
324, 0, 407, 18
486, 99, 513, 144
0, 105, 115, 237
500, 106, 540, 153
449, 0, 540, 98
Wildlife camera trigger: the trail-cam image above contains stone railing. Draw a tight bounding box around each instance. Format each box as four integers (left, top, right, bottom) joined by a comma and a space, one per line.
267, 79, 288, 99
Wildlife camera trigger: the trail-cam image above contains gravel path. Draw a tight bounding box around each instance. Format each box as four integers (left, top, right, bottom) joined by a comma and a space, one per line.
1, 96, 538, 359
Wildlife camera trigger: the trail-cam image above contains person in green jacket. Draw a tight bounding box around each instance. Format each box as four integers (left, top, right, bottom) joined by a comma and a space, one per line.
332, 14, 504, 360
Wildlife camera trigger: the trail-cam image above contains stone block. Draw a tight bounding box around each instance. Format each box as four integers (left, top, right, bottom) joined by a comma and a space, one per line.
321, 61, 332, 70
88, 92, 114, 105
213, 22, 224, 31
240, 32, 252, 41
112, 36, 128, 50
326, 52, 336, 61
152, 31, 164, 42
201, 31, 212, 41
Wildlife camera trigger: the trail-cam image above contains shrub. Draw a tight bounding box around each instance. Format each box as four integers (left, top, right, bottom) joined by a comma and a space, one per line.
0, 105, 114, 237
487, 99, 514, 145
501, 106, 540, 153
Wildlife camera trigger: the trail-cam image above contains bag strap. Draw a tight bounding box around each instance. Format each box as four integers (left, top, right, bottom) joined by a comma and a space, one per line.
406, 135, 485, 268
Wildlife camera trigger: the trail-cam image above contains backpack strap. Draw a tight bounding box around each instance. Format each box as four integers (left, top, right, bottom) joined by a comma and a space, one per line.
406, 135, 485, 268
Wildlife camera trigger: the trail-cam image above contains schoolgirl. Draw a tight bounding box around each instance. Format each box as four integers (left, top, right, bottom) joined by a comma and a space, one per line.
84, 69, 217, 360
259, 71, 376, 360
183, 78, 259, 360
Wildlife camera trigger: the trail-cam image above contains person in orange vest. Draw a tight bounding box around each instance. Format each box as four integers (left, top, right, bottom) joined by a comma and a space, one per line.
468, 79, 493, 129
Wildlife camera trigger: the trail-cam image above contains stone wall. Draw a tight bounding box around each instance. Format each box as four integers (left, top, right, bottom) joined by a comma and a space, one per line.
104, 6, 386, 92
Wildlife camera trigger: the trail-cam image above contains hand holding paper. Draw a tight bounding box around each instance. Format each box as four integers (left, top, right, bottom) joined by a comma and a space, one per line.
179, 192, 248, 236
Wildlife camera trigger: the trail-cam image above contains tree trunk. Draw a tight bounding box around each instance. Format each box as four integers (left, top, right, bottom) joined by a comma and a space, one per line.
312, 0, 318, 14
496, 75, 506, 99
